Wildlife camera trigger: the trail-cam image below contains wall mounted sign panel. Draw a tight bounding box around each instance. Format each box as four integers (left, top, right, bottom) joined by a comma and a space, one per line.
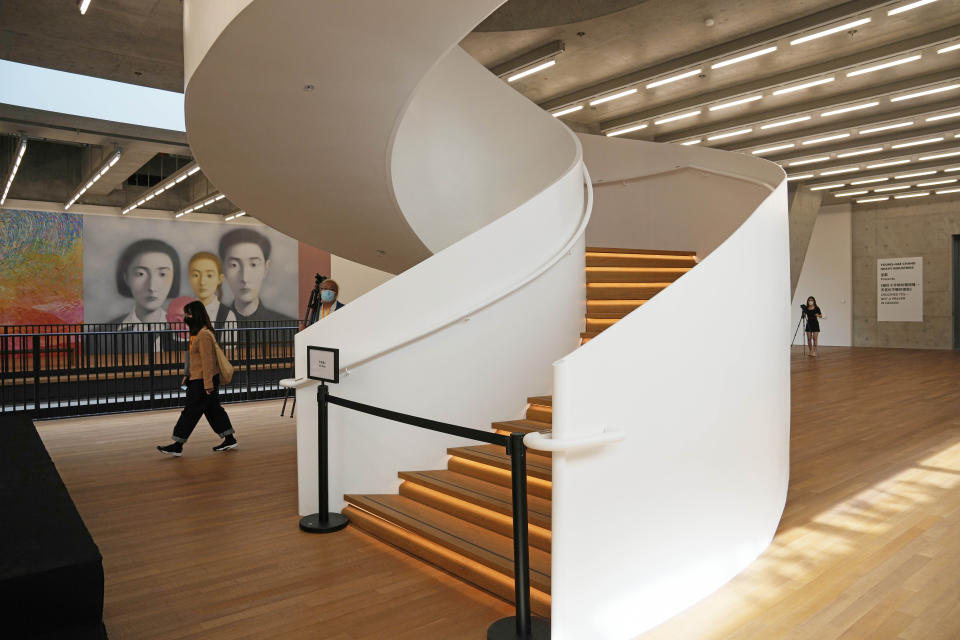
878, 257, 923, 322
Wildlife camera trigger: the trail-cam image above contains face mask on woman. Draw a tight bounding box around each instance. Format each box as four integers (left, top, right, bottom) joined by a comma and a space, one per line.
320, 290, 336, 303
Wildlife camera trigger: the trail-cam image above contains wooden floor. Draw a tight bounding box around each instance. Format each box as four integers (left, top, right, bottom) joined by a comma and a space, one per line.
36, 347, 960, 639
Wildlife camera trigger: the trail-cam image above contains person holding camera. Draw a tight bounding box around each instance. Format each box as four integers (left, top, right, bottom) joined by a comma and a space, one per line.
801, 296, 823, 357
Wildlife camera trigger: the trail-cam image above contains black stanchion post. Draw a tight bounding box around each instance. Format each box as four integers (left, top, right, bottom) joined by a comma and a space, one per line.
299, 382, 349, 533
488, 432, 549, 639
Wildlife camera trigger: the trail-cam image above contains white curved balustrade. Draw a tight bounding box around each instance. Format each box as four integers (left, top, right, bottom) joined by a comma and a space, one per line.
184, 3, 790, 638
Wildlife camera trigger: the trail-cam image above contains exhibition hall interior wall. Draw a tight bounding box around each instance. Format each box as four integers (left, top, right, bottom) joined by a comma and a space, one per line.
791, 205, 853, 347
0, 205, 391, 325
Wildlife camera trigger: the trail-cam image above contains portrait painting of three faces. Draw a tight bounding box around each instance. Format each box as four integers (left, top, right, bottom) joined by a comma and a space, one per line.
83, 216, 299, 329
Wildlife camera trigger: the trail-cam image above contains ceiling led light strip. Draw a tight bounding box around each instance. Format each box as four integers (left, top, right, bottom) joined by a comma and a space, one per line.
868, 159, 911, 168
895, 192, 930, 198
836, 190, 870, 197
838, 147, 884, 158
1, 138, 28, 206
895, 170, 937, 178
711, 46, 777, 69
857, 196, 889, 202
852, 177, 889, 185
552, 105, 583, 117
937, 187, 960, 194
810, 183, 845, 191
606, 123, 648, 137
175, 192, 224, 219
787, 174, 815, 180
709, 95, 763, 111
821, 167, 860, 176
122, 162, 201, 215
847, 55, 922, 77
761, 116, 812, 130
821, 102, 879, 117
707, 128, 753, 141
590, 88, 638, 106
789, 156, 831, 166
802, 133, 850, 145
939, 43, 960, 54
752, 143, 795, 155
927, 111, 960, 122
918, 178, 957, 187
791, 18, 872, 46
646, 69, 702, 89
65, 147, 122, 210
888, 0, 939, 16
508, 60, 556, 83
680, 139, 702, 146
654, 110, 701, 125
875, 185, 912, 192
891, 84, 960, 102
225, 211, 247, 221
919, 150, 960, 161
891, 137, 944, 148
773, 77, 835, 95
860, 121, 913, 134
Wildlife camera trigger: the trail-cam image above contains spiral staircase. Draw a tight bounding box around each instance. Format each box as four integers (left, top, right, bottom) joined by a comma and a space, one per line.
183, 2, 790, 638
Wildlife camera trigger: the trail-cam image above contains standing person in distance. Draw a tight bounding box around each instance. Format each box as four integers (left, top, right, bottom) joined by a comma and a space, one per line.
318, 279, 344, 319
157, 301, 238, 456
801, 296, 823, 357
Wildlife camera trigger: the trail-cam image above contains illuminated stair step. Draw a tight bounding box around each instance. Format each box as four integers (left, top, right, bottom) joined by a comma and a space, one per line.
586, 266, 690, 283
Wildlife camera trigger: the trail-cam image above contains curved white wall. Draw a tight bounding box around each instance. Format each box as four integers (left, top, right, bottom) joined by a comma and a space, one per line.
548, 137, 790, 639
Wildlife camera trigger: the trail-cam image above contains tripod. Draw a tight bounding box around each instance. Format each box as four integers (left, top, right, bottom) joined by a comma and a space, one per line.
792, 314, 807, 355
303, 273, 327, 328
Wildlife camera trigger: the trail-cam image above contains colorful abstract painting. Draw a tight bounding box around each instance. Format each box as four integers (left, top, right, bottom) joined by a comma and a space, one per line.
0, 209, 83, 324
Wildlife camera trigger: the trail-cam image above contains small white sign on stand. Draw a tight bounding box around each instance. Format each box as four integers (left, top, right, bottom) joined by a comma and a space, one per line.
307, 346, 339, 383
877, 257, 923, 322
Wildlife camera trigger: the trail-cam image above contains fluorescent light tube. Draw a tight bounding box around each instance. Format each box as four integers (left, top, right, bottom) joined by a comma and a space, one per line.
761, 116, 812, 130
821, 102, 879, 117
225, 211, 247, 221
821, 167, 860, 175
895, 170, 937, 178
187, 166, 201, 176
852, 177, 889, 185
938, 43, 960, 54
214, 194, 226, 201
707, 128, 753, 141
919, 150, 960, 161
787, 174, 815, 180
875, 185, 912, 192
859, 121, 913, 134
867, 159, 911, 168
590, 88, 638, 106
891, 84, 960, 102
508, 59, 556, 83
891, 137, 944, 148
789, 156, 831, 166
802, 133, 850, 145
894, 192, 930, 198
791, 19, 872, 46
654, 110, 701, 125
752, 143, 795, 155
646, 69, 702, 89
773, 77, 835, 95
926, 111, 960, 122
835, 190, 870, 197
606, 123, 648, 137
847, 55, 921, 77
552, 105, 583, 117
680, 139, 702, 146
936, 187, 960, 194
888, 0, 938, 15
711, 46, 777, 69
837, 147, 884, 158
78, 0, 92, 14
810, 183, 845, 191
709, 95, 763, 111
946, 167, 960, 172
917, 178, 957, 186
857, 197, 889, 202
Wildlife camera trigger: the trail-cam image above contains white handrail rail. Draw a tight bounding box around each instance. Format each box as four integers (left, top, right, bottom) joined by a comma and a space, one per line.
523, 428, 625, 453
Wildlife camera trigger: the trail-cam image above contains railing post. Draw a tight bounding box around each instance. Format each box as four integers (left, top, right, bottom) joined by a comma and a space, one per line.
148, 330, 155, 409
32, 335, 41, 418
487, 432, 549, 639
299, 382, 349, 533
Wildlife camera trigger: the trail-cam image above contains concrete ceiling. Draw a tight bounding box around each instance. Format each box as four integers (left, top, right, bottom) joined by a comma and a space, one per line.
1, 0, 959, 210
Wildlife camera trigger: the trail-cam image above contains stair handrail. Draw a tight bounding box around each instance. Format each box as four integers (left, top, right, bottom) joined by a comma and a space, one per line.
309, 385, 546, 638
332, 162, 594, 378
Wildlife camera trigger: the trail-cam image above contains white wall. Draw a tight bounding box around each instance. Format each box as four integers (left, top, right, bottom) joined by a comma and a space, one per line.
791, 204, 852, 347
329, 255, 393, 303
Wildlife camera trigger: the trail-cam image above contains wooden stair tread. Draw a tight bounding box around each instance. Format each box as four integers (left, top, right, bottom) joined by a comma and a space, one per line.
587, 283, 671, 299
448, 445, 552, 480
586, 268, 688, 283
527, 396, 552, 406
492, 419, 552, 435
586, 256, 696, 268
586, 247, 696, 256
399, 470, 552, 530
587, 312, 633, 319
344, 494, 552, 594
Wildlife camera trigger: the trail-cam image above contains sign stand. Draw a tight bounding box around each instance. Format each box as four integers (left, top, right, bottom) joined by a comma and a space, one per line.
299, 347, 348, 534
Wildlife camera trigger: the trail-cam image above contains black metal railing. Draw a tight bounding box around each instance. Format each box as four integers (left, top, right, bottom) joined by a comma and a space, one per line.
303, 382, 549, 639
1, 322, 299, 419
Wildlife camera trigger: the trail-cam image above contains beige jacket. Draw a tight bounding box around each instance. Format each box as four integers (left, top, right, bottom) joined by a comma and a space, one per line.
187, 328, 220, 391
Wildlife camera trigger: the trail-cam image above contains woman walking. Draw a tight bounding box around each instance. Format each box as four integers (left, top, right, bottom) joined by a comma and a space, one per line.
157, 301, 237, 456
801, 296, 823, 357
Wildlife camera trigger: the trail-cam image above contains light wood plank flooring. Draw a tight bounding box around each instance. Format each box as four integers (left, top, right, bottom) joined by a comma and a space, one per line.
36, 346, 960, 639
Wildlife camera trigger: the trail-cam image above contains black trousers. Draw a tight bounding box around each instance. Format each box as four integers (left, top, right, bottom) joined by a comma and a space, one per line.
172, 376, 235, 443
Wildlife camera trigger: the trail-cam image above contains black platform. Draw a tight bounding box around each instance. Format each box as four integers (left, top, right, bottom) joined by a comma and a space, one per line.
0, 415, 107, 639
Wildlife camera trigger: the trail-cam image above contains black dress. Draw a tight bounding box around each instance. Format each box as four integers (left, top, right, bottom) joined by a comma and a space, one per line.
801, 305, 822, 332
